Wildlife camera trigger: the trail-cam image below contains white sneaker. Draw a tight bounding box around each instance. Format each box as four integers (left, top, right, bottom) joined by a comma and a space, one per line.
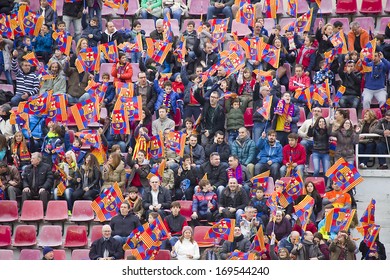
359, 163, 367, 169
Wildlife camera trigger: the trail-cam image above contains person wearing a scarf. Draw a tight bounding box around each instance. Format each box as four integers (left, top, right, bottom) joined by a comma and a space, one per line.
272, 92, 300, 146
231, 127, 256, 177
41, 122, 64, 168
225, 155, 251, 196
220, 227, 251, 260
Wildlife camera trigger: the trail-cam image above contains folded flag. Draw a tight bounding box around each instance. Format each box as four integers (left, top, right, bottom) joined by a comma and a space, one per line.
333, 85, 345, 108
91, 182, 124, 222
56, 182, 66, 196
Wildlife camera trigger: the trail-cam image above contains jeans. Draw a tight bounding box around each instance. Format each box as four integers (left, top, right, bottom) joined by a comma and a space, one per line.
254, 162, 281, 181
53, 188, 74, 211
358, 142, 376, 165
206, 7, 233, 31
183, 106, 201, 122
10, 94, 24, 106
163, 7, 182, 23
88, 6, 102, 30
130, 52, 142, 63
362, 88, 387, 109
312, 152, 330, 178
339, 96, 360, 109
253, 122, 271, 142
112, 235, 128, 245
280, 164, 305, 177
63, 15, 82, 43
140, 9, 159, 22
0, 68, 13, 85
376, 141, 389, 165
228, 130, 238, 146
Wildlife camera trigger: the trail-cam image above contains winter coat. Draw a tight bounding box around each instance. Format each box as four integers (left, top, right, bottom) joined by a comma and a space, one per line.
220, 234, 251, 260
89, 237, 124, 260
101, 29, 124, 45
192, 190, 218, 216
199, 162, 228, 188
81, 25, 102, 47
63, 1, 83, 18
364, 58, 390, 90
153, 80, 180, 112
338, 60, 362, 97
109, 213, 141, 237
266, 217, 292, 241
329, 238, 357, 260
373, 118, 390, 143
23, 162, 54, 194
331, 129, 359, 162
142, 186, 172, 210
219, 186, 249, 211
127, 159, 151, 189
291, 239, 324, 260
111, 62, 133, 83
307, 125, 331, 154
204, 142, 230, 163
134, 81, 157, 113
256, 137, 283, 164
102, 161, 126, 192
231, 136, 256, 166
184, 144, 205, 165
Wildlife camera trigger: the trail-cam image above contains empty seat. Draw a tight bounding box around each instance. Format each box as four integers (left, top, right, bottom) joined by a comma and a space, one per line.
154, 249, 171, 260
177, 200, 193, 222
19, 249, 41, 260
70, 201, 94, 222
297, 0, 309, 15
193, 226, 215, 248
53, 249, 67, 260
0, 84, 13, 93
131, 63, 140, 82
360, 0, 382, 14
20, 200, 44, 222
232, 21, 251, 36
90, 225, 103, 244
101, 5, 113, 16
138, 19, 156, 37
64, 225, 88, 248
13, 225, 37, 247
263, 18, 275, 33
335, 0, 358, 14
305, 177, 326, 195
38, 225, 63, 247
378, 17, 390, 34
0, 249, 14, 260
0, 225, 12, 247
189, 0, 210, 16
112, 19, 131, 30
171, 19, 180, 37
319, 0, 334, 16
71, 249, 90, 260
354, 17, 375, 33
0, 201, 19, 223
45, 200, 68, 223
99, 63, 114, 82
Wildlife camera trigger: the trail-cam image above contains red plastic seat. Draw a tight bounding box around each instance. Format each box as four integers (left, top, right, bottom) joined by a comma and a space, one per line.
99, 63, 115, 82
45, 200, 68, 223
137, 19, 156, 37
71, 249, 90, 260
171, 19, 180, 37
340, 107, 358, 125
0, 249, 14, 260
360, 0, 382, 14
70, 201, 94, 223
193, 226, 215, 248
13, 225, 37, 247
362, 108, 382, 120
0, 201, 19, 223
177, 200, 193, 222
329, 17, 350, 33
131, 63, 140, 82
20, 200, 44, 222
354, 17, 375, 33
297, 107, 306, 127
90, 225, 103, 244
0, 225, 12, 247
53, 249, 67, 260
112, 19, 131, 30
19, 249, 41, 260
378, 17, 390, 35
38, 225, 63, 247
189, 0, 210, 16
305, 177, 326, 195
64, 225, 88, 248
154, 249, 171, 260
244, 107, 254, 128
335, 0, 358, 14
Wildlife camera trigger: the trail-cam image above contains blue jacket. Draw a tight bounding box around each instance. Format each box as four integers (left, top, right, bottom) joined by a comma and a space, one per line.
364, 58, 390, 90
231, 136, 256, 165
33, 32, 53, 53
256, 137, 283, 164
153, 79, 180, 112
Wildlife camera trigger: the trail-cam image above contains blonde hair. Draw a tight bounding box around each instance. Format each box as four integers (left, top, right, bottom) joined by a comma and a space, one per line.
65, 150, 78, 171
76, 38, 88, 54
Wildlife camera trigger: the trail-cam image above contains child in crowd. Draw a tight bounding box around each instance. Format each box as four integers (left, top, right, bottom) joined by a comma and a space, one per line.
249, 187, 270, 227
101, 73, 116, 110
154, 72, 181, 118
313, 60, 335, 86
81, 17, 102, 47
125, 186, 144, 220
191, 179, 218, 226
226, 98, 247, 145
296, 36, 317, 76
171, 73, 185, 99
237, 68, 256, 109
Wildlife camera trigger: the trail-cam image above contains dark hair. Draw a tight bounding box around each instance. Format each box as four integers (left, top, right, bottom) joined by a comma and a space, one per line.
133, 20, 141, 28
163, 81, 172, 88
57, 21, 66, 27
215, 130, 224, 137
313, 117, 327, 129
184, 117, 193, 124
91, 17, 99, 23
183, 154, 191, 161
199, 179, 210, 188
187, 20, 195, 27
288, 133, 299, 140
158, 105, 168, 112
333, 21, 343, 28
267, 129, 277, 136
119, 52, 127, 59
171, 201, 181, 208
304, 181, 321, 200
228, 155, 239, 161
189, 74, 198, 81
210, 152, 220, 158
231, 98, 240, 104
102, 72, 110, 79
336, 109, 349, 119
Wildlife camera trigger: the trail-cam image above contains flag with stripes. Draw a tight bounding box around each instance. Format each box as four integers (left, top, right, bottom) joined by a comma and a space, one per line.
18, 91, 52, 116
264, 0, 279, 19
75, 130, 101, 148
261, 42, 281, 69
293, 195, 315, 232
125, 241, 162, 260
325, 158, 364, 193
333, 85, 346, 108
227, 252, 256, 260
235, 0, 256, 27
324, 208, 356, 233
250, 170, 270, 197
111, 109, 131, 135
209, 18, 229, 45
287, 0, 298, 17
360, 199, 376, 226
249, 226, 266, 252
46, 94, 68, 124
70, 97, 99, 130
266, 191, 280, 216
0, 14, 13, 39
148, 132, 165, 160
91, 182, 124, 222
52, 30, 73, 56
99, 41, 119, 63
76, 47, 100, 73
166, 131, 187, 157
163, 12, 173, 43
205, 218, 235, 242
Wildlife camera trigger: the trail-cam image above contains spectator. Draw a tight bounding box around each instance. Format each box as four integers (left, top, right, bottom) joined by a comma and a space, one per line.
313, 60, 335, 87
338, 58, 362, 109
331, 119, 360, 164
206, 0, 233, 32
348, 21, 369, 53
62, 0, 83, 43
198, 42, 219, 72
110, 201, 141, 244
38, 0, 56, 27
140, 0, 163, 21
102, 152, 126, 193
163, 0, 188, 27
230, 127, 256, 177
219, 227, 251, 260
42, 246, 54, 260
127, 150, 151, 196
22, 152, 53, 211
291, 231, 324, 260
154, 72, 181, 117
9, 131, 31, 170
0, 34, 14, 85
278, 231, 301, 253
226, 98, 247, 146
358, 109, 378, 169
163, 201, 188, 249
329, 230, 357, 260
101, 21, 124, 45
362, 51, 390, 110
74, 153, 101, 201
39, 61, 66, 94
0, 162, 22, 201
323, 181, 352, 209
0, 104, 19, 141
249, 187, 270, 227
125, 187, 144, 219
184, 134, 205, 168
205, 131, 230, 166
142, 175, 172, 218
265, 209, 292, 241
373, 110, 390, 169
191, 179, 218, 225
89, 224, 124, 260
313, 232, 330, 260
152, 106, 175, 136
255, 130, 283, 181
171, 226, 200, 260
239, 206, 262, 240
359, 234, 387, 260
111, 52, 133, 83
10, 50, 40, 106
296, 36, 317, 76
199, 152, 228, 191
218, 177, 249, 221
280, 133, 306, 177
86, 0, 103, 30
81, 17, 102, 47
223, 155, 251, 196
134, 72, 157, 114
175, 154, 198, 200
181, 63, 202, 121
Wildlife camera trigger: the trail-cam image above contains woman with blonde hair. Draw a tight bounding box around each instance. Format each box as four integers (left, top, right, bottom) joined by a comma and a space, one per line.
358, 109, 379, 169
102, 152, 126, 193
171, 226, 200, 260
54, 150, 81, 214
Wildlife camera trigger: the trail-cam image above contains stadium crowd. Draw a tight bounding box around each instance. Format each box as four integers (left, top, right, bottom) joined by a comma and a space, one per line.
0, 0, 388, 260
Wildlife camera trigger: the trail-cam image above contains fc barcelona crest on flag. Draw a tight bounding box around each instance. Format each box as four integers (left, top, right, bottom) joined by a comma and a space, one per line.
91, 182, 124, 222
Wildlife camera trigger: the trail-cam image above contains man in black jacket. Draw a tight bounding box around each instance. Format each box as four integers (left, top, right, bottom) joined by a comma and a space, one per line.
62, 0, 83, 43
134, 72, 157, 114
205, 131, 231, 166
109, 202, 141, 245
89, 225, 124, 260
194, 88, 226, 145
338, 59, 362, 109
199, 152, 228, 192
22, 152, 53, 211
218, 178, 249, 221
142, 176, 172, 219
101, 21, 124, 45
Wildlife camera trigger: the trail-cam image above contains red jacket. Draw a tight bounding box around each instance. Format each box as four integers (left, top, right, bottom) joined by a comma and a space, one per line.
111, 62, 133, 83
288, 74, 310, 92
282, 143, 306, 165
296, 45, 317, 71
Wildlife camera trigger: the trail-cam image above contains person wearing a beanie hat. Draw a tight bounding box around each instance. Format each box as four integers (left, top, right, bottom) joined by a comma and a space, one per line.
42, 247, 54, 260
171, 226, 200, 260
